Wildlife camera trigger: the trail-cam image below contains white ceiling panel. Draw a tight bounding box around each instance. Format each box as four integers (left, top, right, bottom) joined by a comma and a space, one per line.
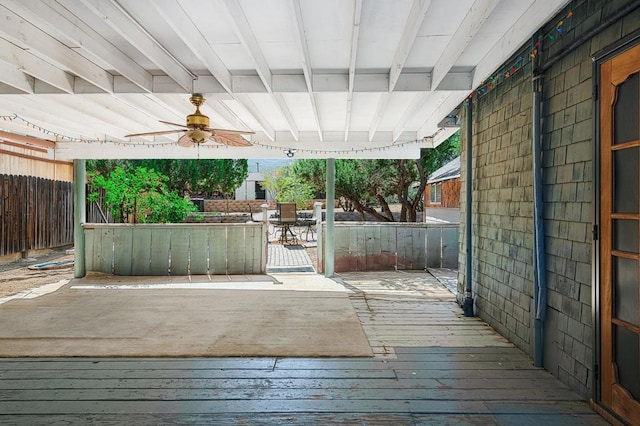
0, 0, 571, 159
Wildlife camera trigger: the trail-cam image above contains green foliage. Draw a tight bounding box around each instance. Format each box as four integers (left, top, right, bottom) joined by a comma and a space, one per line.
286, 131, 461, 222
423, 131, 460, 177
88, 166, 197, 223
260, 165, 315, 208
87, 159, 248, 197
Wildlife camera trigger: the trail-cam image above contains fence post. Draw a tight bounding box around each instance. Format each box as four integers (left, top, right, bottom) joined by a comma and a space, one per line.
73, 160, 86, 278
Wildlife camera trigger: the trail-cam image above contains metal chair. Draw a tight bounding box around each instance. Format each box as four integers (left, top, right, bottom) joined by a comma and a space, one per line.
276, 202, 298, 244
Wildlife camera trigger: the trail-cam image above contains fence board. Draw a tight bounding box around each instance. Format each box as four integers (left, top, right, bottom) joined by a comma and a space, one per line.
84, 228, 95, 272
113, 228, 133, 276
329, 223, 459, 273
247, 226, 264, 273
0, 175, 74, 257
149, 229, 171, 275
442, 227, 459, 268
82, 224, 266, 276
209, 227, 227, 274
130, 228, 152, 275
426, 227, 443, 267
169, 228, 190, 275
365, 226, 381, 271
99, 228, 114, 274
189, 229, 209, 275
226, 227, 246, 274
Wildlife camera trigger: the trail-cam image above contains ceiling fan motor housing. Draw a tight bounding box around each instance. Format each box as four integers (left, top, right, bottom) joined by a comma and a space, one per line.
186, 112, 209, 129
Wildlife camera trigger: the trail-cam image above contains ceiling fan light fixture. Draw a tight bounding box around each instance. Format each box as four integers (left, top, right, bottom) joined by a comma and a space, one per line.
186, 128, 212, 143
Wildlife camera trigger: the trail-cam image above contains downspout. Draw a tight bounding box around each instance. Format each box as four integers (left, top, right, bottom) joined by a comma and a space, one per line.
73, 159, 86, 278
532, 37, 546, 367
463, 99, 474, 317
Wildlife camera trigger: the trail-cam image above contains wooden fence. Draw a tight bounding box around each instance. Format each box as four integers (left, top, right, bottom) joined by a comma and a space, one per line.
321, 222, 459, 272
83, 223, 267, 275
0, 174, 73, 256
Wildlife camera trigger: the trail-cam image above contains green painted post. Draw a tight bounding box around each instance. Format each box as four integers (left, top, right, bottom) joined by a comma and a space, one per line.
261, 203, 269, 274
314, 201, 322, 272
325, 158, 335, 277
73, 159, 86, 278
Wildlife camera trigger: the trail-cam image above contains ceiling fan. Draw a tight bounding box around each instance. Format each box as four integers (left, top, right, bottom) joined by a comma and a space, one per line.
124, 94, 254, 147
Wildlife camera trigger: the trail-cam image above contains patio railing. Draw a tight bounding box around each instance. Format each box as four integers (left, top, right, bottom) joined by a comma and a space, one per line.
83, 223, 267, 275
318, 222, 459, 272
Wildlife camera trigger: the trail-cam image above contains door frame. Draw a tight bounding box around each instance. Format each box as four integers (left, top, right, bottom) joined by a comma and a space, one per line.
592, 28, 640, 417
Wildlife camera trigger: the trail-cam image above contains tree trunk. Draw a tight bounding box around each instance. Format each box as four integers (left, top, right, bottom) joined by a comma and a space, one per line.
377, 196, 395, 221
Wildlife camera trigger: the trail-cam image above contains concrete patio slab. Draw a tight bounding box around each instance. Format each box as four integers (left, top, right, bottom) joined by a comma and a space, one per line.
0, 274, 371, 358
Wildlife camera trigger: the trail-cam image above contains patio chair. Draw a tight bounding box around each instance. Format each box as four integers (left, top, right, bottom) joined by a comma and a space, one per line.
275, 202, 298, 244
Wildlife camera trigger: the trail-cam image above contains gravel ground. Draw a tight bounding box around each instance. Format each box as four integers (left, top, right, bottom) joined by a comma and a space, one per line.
0, 247, 74, 298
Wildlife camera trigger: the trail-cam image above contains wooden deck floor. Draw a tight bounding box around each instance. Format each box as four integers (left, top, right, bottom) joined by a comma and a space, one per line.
0, 271, 606, 425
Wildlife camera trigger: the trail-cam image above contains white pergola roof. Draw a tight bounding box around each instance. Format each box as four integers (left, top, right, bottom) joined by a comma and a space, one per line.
0, 0, 569, 159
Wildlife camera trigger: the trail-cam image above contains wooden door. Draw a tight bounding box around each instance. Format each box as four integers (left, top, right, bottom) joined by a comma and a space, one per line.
600, 43, 640, 424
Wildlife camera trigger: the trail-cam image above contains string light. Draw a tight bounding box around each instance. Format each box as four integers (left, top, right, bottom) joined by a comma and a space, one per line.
0, 114, 447, 155
474, 10, 573, 97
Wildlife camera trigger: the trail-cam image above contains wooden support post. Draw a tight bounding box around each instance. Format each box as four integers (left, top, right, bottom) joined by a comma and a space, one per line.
325, 158, 335, 277
314, 201, 322, 272
261, 203, 269, 274
73, 159, 86, 278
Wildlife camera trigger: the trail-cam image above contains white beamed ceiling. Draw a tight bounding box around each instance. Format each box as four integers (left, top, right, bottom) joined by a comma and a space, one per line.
0, 0, 570, 159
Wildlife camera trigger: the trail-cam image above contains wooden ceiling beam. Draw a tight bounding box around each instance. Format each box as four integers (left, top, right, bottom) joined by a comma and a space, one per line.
388, 0, 432, 92
0, 130, 55, 149
0, 4, 113, 93
290, 0, 323, 141
345, 0, 363, 141
0, 38, 74, 94
221, 0, 301, 141
151, 0, 233, 94
430, 0, 499, 91
368, 93, 391, 142
0, 62, 35, 94
472, 0, 569, 88
9, 0, 153, 93
77, 0, 194, 92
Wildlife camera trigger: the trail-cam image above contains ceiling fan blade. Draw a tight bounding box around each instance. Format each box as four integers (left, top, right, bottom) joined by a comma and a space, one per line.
124, 129, 185, 137
208, 128, 255, 135
159, 120, 189, 129
178, 134, 197, 147
209, 132, 252, 147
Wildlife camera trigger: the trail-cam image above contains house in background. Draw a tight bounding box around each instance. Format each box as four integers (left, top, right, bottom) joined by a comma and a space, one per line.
424, 156, 461, 209
234, 172, 271, 202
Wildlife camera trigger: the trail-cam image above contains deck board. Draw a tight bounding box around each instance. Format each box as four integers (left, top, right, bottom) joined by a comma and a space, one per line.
0, 270, 606, 424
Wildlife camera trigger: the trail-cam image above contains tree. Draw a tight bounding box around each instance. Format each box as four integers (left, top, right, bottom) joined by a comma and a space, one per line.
87, 166, 197, 223
370, 132, 460, 222
87, 159, 248, 197
261, 165, 315, 208
288, 131, 460, 222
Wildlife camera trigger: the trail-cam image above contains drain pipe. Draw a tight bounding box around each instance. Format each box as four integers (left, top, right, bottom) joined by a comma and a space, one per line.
532, 61, 547, 367
462, 99, 474, 317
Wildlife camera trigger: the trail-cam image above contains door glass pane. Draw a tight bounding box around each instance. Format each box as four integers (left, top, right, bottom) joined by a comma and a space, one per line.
614, 219, 639, 253
614, 257, 639, 326
614, 72, 639, 145
613, 147, 639, 214
615, 326, 640, 401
